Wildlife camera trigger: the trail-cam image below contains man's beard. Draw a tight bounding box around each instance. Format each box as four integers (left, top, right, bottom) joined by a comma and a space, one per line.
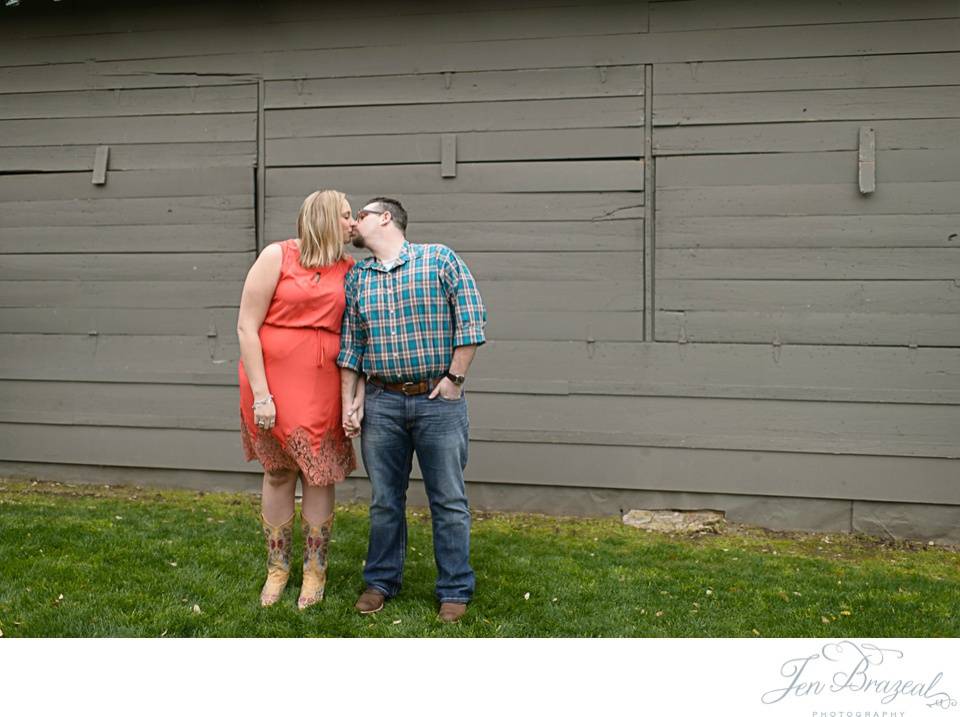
351, 233, 366, 248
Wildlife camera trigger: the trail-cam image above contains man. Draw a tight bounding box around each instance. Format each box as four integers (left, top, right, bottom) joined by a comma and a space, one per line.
337, 197, 486, 623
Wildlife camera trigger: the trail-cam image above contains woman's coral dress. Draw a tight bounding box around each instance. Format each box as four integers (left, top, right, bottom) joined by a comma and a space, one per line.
239, 239, 357, 485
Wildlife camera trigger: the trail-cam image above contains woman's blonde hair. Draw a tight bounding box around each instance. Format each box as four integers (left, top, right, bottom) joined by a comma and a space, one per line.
297, 189, 347, 268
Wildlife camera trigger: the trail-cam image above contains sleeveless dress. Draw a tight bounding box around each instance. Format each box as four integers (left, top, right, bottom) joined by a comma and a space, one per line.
238, 239, 357, 485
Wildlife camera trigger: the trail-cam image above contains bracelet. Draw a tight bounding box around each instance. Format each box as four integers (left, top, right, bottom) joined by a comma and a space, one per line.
252, 394, 273, 409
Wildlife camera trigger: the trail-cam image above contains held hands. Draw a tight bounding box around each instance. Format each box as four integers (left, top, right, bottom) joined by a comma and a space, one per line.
428, 376, 463, 401
342, 394, 363, 439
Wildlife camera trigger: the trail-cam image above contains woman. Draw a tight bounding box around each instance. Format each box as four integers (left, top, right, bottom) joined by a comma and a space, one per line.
237, 189, 362, 609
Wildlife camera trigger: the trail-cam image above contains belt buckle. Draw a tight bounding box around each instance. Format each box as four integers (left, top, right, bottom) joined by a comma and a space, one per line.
400, 381, 418, 396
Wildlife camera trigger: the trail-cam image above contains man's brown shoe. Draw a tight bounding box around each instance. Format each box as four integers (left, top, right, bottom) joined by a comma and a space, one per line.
438, 602, 467, 623
355, 588, 386, 614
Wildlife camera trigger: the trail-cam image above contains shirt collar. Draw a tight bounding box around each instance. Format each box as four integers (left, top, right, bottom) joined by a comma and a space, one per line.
366, 240, 416, 272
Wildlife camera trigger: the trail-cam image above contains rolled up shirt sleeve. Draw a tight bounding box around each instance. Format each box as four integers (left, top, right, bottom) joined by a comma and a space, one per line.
336, 266, 366, 372
439, 247, 487, 348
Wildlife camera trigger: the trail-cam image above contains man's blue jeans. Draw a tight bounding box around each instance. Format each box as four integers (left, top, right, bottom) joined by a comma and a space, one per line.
360, 383, 474, 604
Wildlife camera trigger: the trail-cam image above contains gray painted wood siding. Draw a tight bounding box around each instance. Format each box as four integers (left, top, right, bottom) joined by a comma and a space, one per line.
1, 0, 957, 530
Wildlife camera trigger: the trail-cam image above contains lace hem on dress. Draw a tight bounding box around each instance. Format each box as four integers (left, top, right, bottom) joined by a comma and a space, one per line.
241, 419, 356, 486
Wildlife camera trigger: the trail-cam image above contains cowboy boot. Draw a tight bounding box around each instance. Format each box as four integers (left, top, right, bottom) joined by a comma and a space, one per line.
260, 512, 294, 607
298, 513, 333, 610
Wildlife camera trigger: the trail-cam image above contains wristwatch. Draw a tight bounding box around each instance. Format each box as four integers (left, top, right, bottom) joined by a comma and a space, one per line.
445, 372, 466, 386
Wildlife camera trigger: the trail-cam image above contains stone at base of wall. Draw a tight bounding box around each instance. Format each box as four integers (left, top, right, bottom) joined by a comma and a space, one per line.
1, 461, 957, 544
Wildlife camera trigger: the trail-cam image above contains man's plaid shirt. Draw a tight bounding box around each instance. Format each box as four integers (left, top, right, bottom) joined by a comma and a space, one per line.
337, 240, 486, 383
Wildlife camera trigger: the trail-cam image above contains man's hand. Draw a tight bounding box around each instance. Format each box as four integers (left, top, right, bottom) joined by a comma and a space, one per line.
428, 376, 463, 401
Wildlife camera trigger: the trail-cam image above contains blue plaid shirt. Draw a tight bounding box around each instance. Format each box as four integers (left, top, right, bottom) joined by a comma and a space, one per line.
337, 241, 486, 382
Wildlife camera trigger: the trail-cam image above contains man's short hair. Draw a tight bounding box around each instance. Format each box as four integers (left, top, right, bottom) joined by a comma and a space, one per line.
365, 196, 407, 234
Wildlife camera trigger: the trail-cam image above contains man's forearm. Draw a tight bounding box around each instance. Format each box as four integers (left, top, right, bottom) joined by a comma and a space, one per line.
448, 345, 478, 377
340, 368, 361, 406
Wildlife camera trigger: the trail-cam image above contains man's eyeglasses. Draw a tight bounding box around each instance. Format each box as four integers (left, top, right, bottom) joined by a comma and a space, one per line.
357, 209, 384, 221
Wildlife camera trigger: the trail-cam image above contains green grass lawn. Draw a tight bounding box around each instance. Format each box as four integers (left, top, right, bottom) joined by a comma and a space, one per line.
0, 477, 957, 637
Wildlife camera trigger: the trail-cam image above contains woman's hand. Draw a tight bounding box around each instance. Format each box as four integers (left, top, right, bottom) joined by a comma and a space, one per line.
254, 397, 277, 431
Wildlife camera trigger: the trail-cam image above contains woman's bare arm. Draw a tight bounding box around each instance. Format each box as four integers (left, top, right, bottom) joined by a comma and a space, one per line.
237, 243, 283, 403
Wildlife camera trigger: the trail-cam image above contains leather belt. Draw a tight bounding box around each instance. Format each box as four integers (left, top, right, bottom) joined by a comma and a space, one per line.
368, 377, 440, 396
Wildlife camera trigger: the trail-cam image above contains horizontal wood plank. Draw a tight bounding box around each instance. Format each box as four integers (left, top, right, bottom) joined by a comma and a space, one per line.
0, 113, 257, 146
650, 0, 960, 32
657, 150, 960, 187
267, 128, 644, 166
656, 215, 960, 249
342, 220, 643, 253
656, 52, 960, 93
267, 97, 644, 139
657, 248, 960, 280
0, 142, 256, 172
268, 161, 644, 196
657, 183, 960, 216
464, 251, 643, 282
657, 279, 960, 314
0, 196, 254, 228
486, 310, 644, 341
654, 86, 960, 126
0, 281, 242, 309
0, 84, 257, 120
266, 66, 643, 108
0, 307, 239, 337
0, 252, 254, 282
0, 224, 256, 254
0, 167, 253, 202
654, 118, 960, 155
656, 310, 960, 347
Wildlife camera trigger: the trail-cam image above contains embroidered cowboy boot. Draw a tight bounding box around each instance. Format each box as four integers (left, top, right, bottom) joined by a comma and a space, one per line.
298, 513, 333, 610
260, 512, 294, 607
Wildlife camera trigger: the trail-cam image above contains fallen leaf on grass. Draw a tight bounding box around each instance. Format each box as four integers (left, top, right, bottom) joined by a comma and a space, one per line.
840, 610, 852, 616
524, 592, 530, 600
169, 562, 177, 567
192, 604, 201, 614
160, 629, 168, 637
752, 629, 760, 636
392, 620, 401, 625
655, 611, 664, 617
821, 616, 830, 624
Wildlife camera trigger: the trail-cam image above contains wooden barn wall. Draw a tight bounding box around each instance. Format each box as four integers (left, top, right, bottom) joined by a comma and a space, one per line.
0, 0, 958, 538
